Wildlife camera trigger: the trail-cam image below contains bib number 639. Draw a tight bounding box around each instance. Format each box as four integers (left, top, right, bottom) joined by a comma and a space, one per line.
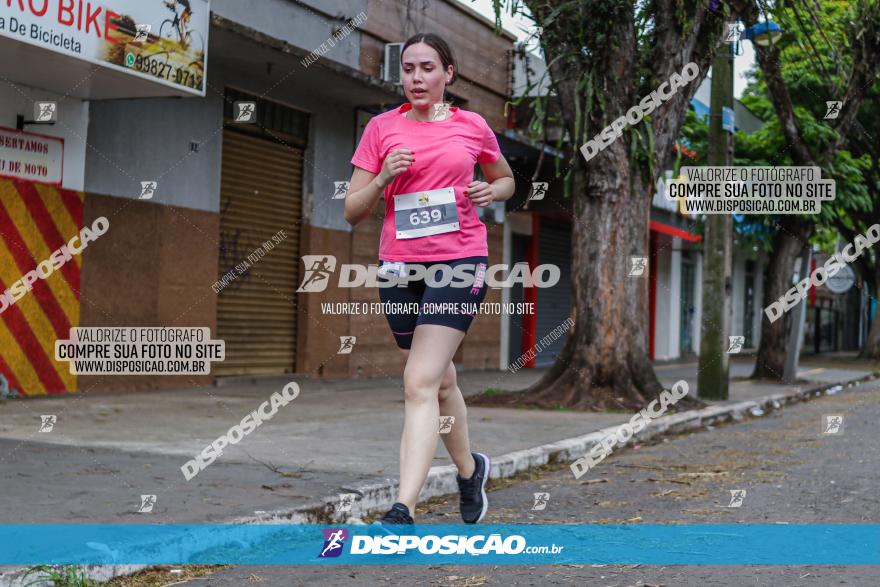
410, 209, 442, 225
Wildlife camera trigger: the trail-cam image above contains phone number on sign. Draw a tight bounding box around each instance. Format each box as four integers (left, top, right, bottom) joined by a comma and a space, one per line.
129, 53, 203, 90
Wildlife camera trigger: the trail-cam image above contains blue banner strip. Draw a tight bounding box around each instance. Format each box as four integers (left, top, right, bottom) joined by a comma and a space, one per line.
2, 524, 879, 565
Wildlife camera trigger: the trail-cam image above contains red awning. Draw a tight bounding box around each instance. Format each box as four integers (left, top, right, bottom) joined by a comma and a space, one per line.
649, 220, 701, 242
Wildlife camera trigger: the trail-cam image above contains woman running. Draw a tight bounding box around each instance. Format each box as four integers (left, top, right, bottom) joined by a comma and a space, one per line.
344, 32, 515, 527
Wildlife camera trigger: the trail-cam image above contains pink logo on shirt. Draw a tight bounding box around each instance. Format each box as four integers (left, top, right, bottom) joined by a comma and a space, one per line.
471, 262, 487, 295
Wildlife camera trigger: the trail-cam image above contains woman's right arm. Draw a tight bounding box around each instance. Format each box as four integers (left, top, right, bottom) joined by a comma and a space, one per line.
344, 149, 413, 226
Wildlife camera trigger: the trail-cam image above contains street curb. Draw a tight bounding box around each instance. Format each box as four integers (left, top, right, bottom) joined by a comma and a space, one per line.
1, 371, 876, 586
234, 370, 880, 526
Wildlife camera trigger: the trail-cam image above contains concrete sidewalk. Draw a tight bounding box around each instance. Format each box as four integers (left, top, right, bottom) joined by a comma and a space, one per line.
0, 356, 875, 528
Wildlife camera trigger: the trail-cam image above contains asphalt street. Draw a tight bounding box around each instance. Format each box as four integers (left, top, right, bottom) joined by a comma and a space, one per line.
156, 378, 880, 586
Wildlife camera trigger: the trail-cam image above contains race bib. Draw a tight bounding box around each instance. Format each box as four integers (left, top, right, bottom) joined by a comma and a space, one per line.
393, 187, 460, 239
378, 261, 406, 277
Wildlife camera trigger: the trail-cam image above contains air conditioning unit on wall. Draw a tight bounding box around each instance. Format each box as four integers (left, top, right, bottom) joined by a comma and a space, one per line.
383, 43, 404, 84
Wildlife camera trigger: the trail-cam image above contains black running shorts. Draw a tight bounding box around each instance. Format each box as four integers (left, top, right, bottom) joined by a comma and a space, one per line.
377, 256, 490, 349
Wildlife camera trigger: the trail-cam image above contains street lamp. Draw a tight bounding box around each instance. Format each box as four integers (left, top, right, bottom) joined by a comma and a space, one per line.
743, 21, 783, 47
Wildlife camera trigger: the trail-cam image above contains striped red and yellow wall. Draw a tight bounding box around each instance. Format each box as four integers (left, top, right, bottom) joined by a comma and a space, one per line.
0, 178, 83, 396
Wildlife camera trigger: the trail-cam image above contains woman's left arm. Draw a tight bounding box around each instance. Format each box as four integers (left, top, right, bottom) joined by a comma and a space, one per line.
466, 155, 515, 208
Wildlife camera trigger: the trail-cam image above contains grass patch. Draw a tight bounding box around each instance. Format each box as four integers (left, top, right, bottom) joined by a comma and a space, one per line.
480, 388, 508, 397
104, 565, 227, 586
20, 564, 229, 586
21, 565, 98, 587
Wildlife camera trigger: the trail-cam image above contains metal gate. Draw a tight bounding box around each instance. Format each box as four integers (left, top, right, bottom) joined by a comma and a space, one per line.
215, 96, 306, 375
535, 217, 572, 367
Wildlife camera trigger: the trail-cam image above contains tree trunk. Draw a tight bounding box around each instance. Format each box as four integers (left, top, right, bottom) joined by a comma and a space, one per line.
751, 217, 814, 380
521, 152, 666, 411
511, 0, 727, 411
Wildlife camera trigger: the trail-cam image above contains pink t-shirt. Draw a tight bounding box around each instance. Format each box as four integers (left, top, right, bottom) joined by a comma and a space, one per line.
350, 103, 501, 262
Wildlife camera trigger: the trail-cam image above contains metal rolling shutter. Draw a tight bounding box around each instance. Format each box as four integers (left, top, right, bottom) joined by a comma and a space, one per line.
508, 233, 528, 365
535, 217, 572, 367
215, 128, 303, 375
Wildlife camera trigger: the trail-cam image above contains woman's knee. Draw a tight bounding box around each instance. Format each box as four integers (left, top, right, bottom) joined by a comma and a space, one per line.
437, 364, 458, 402
403, 364, 442, 404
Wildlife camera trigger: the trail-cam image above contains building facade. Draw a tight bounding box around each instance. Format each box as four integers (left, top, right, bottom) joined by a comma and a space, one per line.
1, 0, 868, 398
0, 0, 516, 396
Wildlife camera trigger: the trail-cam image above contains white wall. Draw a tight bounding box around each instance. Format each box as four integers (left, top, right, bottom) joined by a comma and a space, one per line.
731, 254, 746, 340
669, 238, 682, 357
0, 82, 88, 191
730, 253, 767, 348
84, 93, 223, 211
211, 0, 366, 70
752, 255, 765, 348
653, 233, 682, 361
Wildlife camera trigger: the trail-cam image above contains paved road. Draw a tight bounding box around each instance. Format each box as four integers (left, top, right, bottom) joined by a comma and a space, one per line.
1, 358, 867, 525
168, 379, 880, 586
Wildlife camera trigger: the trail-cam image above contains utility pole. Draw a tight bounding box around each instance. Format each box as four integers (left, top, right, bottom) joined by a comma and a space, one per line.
697, 35, 734, 400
